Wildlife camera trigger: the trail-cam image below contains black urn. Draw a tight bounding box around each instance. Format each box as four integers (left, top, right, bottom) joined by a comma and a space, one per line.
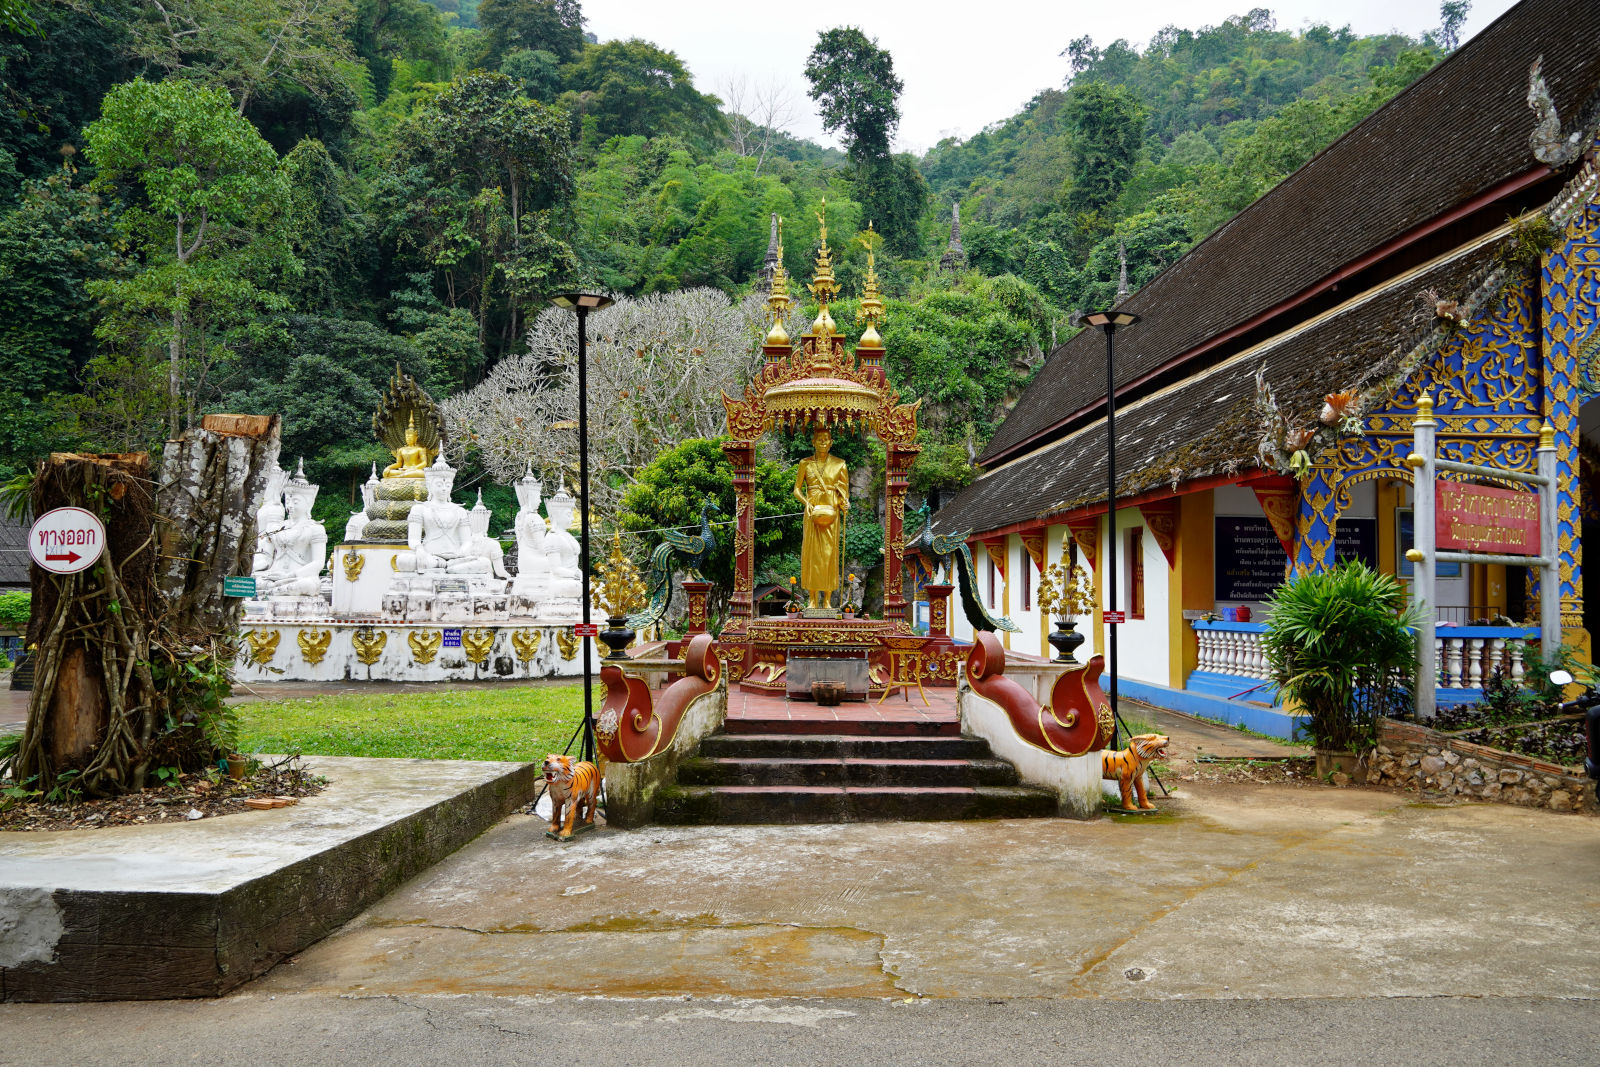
1047, 618, 1086, 664
599, 614, 635, 660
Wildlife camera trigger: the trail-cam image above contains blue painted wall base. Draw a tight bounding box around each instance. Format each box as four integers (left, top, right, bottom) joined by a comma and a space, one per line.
1118, 677, 1308, 741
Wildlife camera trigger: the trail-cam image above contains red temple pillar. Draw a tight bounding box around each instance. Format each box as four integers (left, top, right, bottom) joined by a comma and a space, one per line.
681, 579, 711, 636
882, 444, 920, 629
722, 439, 756, 637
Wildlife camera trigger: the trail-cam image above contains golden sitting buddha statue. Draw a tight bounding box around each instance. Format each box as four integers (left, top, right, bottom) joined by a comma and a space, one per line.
383, 414, 430, 479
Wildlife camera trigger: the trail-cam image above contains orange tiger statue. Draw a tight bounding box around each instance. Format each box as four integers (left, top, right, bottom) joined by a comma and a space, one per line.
1102, 733, 1168, 811
542, 754, 600, 839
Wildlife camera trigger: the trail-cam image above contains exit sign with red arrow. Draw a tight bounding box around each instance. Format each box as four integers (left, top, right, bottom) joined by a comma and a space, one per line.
29, 507, 106, 575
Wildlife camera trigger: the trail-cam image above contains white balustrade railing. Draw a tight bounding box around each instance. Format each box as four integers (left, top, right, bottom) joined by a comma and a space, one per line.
1433, 627, 1535, 689
1193, 622, 1270, 680
1194, 621, 1534, 692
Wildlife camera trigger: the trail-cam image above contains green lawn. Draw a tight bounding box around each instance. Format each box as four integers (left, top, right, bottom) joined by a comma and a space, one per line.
235, 684, 599, 762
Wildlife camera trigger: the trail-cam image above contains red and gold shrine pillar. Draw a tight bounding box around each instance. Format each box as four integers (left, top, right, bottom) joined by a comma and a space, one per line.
721, 439, 756, 637
681, 580, 712, 636
883, 444, 920, 628
924, 583, 954, 640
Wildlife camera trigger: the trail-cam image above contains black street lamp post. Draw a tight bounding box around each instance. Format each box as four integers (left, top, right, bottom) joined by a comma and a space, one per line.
1080, 308, 1139, 750
551, 292, 615, 764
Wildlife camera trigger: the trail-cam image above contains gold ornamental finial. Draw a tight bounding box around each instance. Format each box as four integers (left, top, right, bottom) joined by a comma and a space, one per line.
856, 223, 885, 347
1539, 421, 1555, 450
1416, 393, 1435, 426
809, 199, 839, 337
764, 215, 792, 347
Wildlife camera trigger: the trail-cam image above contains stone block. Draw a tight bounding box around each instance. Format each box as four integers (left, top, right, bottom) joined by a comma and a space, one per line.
1437, 771, 1454, 789
1420, 756, 1447, 775
1549, 790, 1573, 812
1498, 769, 1522, 785
1443, 750, 1460, 766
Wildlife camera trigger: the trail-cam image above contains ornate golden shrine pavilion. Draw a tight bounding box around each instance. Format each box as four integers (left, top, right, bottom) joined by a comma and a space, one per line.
716, 215, 952, 693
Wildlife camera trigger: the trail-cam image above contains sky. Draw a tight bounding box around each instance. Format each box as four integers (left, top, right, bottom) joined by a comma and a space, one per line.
583, 0, 1520, 155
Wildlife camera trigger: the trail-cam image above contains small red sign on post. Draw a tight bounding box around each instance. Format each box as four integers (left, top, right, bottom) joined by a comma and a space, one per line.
572, 623, 599, 637
1436, 483, 1539, 555
29, 507, 106, 575
1103, 610, 1127, 625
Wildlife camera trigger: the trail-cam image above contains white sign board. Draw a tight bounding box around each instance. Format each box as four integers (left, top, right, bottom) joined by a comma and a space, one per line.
28, 506, 107, 574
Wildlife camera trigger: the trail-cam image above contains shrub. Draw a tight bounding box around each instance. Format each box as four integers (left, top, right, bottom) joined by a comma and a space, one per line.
1261, 560, 1421, 752
0, 591, 29, 633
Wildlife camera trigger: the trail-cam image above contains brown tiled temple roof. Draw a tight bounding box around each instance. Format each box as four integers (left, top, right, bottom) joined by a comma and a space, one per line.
0, 515, 28, 590
934, 245, 1499, 534
976, 0, 1600, 470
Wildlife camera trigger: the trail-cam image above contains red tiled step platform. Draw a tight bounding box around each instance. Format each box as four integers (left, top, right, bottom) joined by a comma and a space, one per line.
652, 687, 1056, 824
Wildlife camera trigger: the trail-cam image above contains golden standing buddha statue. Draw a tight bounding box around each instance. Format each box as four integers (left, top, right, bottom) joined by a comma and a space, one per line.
793, 426, 850, 610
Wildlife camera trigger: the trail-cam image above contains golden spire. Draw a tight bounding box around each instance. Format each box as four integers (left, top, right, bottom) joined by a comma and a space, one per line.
856, 223, 885, 349
809, 199, 839, 339
764, 216, 792, 347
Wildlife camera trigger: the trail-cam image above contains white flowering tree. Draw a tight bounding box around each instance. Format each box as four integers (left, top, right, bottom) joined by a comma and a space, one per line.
443, 288, 794, 515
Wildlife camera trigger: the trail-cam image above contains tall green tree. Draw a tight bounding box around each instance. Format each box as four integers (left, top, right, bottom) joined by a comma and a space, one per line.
478, 0, 582, 68
803, 26, 902, 166
804, 28, 921, 256
1062, 81, 1146, 218
129, 0, 360, 116
380, 70, 575, 367
561, 38, 723, 150
351, 0, 451, 104
84, 78, 295, 438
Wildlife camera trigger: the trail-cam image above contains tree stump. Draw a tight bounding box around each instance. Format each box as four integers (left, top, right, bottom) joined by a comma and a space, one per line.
15, 416, 280, 796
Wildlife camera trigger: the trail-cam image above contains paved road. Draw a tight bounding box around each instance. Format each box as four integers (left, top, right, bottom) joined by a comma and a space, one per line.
2, 992, 1592, 1065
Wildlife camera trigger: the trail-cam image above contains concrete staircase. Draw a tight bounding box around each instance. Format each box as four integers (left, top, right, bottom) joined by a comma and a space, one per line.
652, 713, 1057, 824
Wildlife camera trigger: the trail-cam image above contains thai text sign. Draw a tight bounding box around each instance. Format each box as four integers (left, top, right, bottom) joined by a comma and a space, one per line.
29, 507, 105, 574
1435, 483, 1538, 555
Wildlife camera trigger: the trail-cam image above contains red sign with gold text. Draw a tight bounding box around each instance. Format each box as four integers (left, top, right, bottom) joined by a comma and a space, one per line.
1435, 483, 1539, 555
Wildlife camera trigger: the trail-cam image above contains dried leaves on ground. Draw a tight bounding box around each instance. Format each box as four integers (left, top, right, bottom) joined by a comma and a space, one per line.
0, 755, 327, 832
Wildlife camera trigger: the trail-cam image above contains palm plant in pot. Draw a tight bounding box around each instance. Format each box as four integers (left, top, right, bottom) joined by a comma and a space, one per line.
1261, 560, 1420, 778
1036, 557, 1094, 663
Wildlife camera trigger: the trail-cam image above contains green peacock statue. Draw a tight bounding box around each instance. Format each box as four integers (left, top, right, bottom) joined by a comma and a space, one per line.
627, 499, 721, 632
906, 501, 1020, 633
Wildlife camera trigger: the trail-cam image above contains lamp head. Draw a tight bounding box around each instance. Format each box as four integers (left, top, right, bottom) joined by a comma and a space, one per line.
1081, 310, 1140, 329
550, 292, 616, 312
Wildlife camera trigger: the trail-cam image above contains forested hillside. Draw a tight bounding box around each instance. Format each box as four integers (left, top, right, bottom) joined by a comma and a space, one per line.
0, 0, 1466, 534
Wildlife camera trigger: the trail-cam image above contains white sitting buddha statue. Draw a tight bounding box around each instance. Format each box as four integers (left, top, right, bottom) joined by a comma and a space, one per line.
400, 456, 509, 581
257, 460, 327, 599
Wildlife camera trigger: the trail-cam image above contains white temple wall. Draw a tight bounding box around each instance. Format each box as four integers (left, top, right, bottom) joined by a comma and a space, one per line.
1106, 507, 1170, 687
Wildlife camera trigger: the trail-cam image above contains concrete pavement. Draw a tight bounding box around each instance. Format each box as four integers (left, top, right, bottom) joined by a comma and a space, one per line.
3, 992, 1594, 1066
247, 778, 1600, 1001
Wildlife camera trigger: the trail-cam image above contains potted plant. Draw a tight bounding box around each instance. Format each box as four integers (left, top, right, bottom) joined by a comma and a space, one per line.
1036, 558, 1094, 663
1260, 560, 1420, 778
786, 577, 800, 614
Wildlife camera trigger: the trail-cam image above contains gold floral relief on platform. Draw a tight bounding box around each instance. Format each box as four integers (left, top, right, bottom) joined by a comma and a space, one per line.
511, 628, 541, 663
246, 629, 280, 666
556, 628, 581, 661
297, 629, 333, 666
462, 628, 495, 665
341, 549, 367, 582
408, 629, 442, 665
352, 627, 387, 665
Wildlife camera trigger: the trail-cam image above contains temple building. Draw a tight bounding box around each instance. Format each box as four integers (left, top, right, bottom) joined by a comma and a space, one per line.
928, 0, 1600, 736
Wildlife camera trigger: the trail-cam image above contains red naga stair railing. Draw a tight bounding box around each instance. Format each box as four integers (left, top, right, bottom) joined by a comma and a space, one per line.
596, 633, 722, 763
965, 632, 1113, 757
